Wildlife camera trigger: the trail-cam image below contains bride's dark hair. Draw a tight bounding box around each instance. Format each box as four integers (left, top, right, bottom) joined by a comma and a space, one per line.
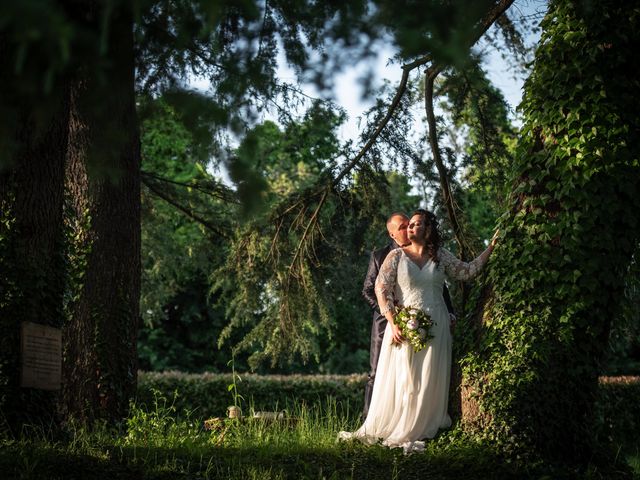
410, 208, 442, 262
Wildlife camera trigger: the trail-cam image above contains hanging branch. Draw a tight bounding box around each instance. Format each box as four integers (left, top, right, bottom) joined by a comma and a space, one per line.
424, 66, 470, 257
142, 175, 228, 238
332, 54, 432, 186
288, 188, 329, 278
424, 0, 515, 258
264, 51, 434, 270
421, 0, 514, 325
141, 170, 238, 203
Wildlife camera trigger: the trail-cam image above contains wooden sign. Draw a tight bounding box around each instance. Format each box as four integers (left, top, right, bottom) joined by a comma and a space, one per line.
20, 321, 62, 390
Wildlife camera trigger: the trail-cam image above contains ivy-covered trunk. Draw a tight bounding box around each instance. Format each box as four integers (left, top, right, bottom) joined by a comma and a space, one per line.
0, 34, 70, 432
461, 0, 640, 462
62, 3, 140, 424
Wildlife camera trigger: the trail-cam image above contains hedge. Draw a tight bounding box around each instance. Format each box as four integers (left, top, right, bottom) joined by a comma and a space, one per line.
594, 376, 640, 447
136, 371, 368, 420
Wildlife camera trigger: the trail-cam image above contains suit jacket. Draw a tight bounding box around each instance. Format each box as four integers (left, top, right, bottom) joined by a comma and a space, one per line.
362, 243, 455, 318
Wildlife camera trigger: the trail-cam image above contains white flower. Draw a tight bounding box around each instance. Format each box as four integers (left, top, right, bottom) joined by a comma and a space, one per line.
417, 328, 427, 340
406, 319, 419, 330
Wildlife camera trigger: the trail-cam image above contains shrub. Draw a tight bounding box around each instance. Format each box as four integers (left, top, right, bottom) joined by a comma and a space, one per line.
595, 376, 640, 449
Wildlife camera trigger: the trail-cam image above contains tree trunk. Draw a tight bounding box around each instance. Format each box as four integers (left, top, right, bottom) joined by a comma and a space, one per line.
461, 0, 640, 462
62, 3, 140, 424
0, 32, 70, 433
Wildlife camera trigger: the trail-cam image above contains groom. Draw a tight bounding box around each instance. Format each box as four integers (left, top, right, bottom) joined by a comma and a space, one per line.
361, 212, 455, 420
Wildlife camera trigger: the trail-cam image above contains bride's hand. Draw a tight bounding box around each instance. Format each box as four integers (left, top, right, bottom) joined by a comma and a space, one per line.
390, 321, 404, 345
490, 229, 500, 248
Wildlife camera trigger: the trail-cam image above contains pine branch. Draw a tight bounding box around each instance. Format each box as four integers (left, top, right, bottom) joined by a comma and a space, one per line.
142, 175, 228, 238
288, 188, 329, 279
421, 0, 514, 322
141, 170, 237, 203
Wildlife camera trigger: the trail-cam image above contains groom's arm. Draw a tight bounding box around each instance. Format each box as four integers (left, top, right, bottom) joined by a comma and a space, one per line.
362, 250, 380, 311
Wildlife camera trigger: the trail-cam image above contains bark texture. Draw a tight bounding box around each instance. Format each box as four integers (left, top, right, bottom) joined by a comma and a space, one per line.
0, 31, 70, 432
62, 2, 140, 424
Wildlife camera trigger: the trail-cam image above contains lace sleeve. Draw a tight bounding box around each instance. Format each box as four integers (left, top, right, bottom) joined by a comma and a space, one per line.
438, 247, 492, 282
374, 249, 402, 316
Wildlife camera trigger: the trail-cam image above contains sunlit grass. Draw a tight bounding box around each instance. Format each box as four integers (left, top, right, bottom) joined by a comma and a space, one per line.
0, 391, 637, 479
221, 398, 357, 450
624, 447, 640, 476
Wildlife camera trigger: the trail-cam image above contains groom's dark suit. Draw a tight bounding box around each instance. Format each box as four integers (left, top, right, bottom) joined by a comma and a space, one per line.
361, 242, 455, 420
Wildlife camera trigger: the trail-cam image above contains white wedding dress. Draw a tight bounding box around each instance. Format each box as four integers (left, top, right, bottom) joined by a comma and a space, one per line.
339, 247, 490, 453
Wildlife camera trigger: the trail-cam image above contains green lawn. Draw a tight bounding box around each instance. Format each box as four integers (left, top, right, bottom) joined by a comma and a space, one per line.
1, 396, 638, 479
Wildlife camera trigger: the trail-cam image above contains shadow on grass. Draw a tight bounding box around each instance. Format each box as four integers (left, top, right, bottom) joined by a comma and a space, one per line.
2, 438, 638, 480
0, 441, 144, 480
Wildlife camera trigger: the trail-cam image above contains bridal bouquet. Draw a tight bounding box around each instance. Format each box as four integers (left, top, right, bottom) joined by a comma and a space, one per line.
394, 306, 435, 352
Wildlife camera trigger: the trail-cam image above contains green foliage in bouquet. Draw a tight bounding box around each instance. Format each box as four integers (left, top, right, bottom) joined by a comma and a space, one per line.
394, 306, 435, 353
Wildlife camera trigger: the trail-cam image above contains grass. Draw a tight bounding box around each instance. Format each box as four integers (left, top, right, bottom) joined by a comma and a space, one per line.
1, 392, 638, 480
624, 448, 640, 476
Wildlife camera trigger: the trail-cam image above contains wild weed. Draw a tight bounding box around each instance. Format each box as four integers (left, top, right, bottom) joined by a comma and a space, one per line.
120, 388, 213, 450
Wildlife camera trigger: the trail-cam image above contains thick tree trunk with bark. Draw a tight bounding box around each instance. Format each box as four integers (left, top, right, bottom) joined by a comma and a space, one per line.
460, 0, 640, 462
1, 1, 140, 429
62, 3, 140, 424
0, 33, 70, 432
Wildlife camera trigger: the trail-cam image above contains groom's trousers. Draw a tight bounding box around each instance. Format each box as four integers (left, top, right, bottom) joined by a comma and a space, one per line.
363, 311, 387, 420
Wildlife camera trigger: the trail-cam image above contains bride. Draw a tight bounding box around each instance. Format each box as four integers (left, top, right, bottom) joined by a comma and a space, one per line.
339, 209, 497, 453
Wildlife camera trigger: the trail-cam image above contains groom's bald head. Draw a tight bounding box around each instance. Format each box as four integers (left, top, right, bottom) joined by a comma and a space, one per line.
386, 212, 409, 246
386, 212, 407, 227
